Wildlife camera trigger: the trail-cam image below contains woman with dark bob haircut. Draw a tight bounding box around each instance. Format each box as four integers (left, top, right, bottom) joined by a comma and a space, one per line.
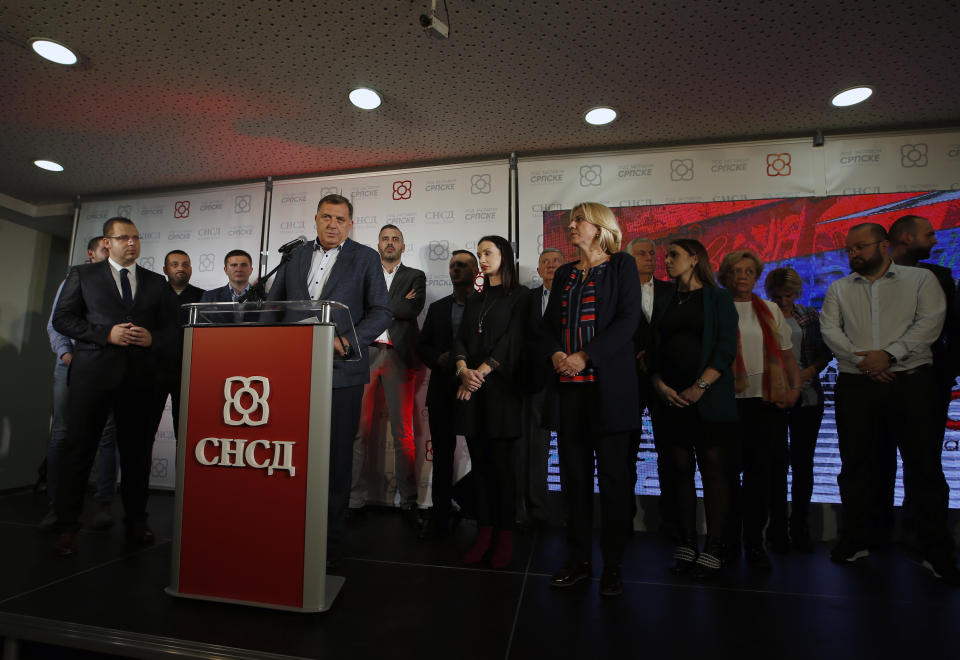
454, 235, 530, 569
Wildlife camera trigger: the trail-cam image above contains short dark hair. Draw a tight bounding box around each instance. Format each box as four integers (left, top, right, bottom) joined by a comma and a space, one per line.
102, 217, 134, 237
164, 249, 189, 267
317, 193, 353, 219
379, 223, 403, 239
849, 222, 888, 243
86, 236, 104, 252
224, 249, 252, 266
888, 215, 927, 244
451, 249, 479, 269
477, 235, 518, 292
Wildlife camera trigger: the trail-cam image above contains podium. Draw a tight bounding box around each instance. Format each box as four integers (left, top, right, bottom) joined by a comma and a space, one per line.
165, 301, 358, 613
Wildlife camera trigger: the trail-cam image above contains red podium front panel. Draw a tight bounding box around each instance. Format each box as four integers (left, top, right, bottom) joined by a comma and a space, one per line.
177, 325, 313, 608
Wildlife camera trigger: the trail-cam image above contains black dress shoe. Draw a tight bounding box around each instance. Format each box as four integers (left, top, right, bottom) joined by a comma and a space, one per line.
400, 505, 421, 529
550, 561, 592, 588
745, 546, 772, 570
599, 566, 623, 597
125, 523, 155, 547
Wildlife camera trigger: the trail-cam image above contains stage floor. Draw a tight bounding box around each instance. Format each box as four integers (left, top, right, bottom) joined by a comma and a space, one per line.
1, 488, 958, 659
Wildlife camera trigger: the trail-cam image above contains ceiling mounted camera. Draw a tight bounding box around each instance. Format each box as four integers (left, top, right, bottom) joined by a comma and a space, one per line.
420, 0, 450, 39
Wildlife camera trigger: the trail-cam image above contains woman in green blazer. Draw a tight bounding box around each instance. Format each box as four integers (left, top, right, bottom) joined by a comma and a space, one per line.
647, 238, 739, 579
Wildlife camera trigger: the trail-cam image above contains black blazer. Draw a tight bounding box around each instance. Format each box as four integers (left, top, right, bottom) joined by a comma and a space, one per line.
416, 294, 459, 409
267, 238, 391, 389
918, 262, 958, 378
52, 260, 178, 390
522, 284, 553, 394
199, 283, 261, 303
385, 263, 427, 367
543, 252, 643, 433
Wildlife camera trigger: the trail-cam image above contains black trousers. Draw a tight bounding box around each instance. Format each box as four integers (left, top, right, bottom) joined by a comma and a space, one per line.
834, 368, 953, 561
786, 402, 824, 534
428, 403, 457, 527
556, 384, 632, 566
628, 374, 675, 532
153, 375, 183, 441
56, 381, 163, 533
734, 398, 788, 549
465, 435, 517, 530
327, 385, 363, 560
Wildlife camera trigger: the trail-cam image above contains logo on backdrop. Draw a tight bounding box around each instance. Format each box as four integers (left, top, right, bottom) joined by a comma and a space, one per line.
617, 164, 654, 178
429, 240, 450, 260
766, 153, 792, 176
140, 256, 156, 271
199, 253, 216, 272
116, 205, 133, 219
471, 173, 492, 194
151, 458, 169, 479
901, 143, 928, 168
393, 180, 413, 200
198, 200, 223, 212
280, 192, 307, 205
537, 233, 544, 252
234, 195, 252, 213
86, 209, 108, 221
839, 149, 881, 166
670, 159, 695, 181
174, 201, 191, 219
319, 185, 340, 197
579, 164, 602, 187
350, 186, 379, 200
424, 209, 455, 224
224, 376, 270, 426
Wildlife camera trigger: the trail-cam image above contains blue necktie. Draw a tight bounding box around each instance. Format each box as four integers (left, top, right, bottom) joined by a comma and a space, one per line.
120, 268, 134, 311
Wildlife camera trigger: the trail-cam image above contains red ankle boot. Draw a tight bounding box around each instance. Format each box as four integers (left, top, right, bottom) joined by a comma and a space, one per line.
463, 526, 493, 564
490, 531, 513, 569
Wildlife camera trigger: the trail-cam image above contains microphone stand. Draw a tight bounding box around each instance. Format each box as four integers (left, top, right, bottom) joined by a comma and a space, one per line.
237, 249, 295, 304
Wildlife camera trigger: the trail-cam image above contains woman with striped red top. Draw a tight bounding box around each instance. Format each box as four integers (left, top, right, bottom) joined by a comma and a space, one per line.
542, 202, 642, 598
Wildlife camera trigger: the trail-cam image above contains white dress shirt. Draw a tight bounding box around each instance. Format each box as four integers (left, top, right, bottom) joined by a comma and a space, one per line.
306, 241, 343, 301
640, 278, 655, 322
820, 262, 945, 374
373, 263, 398, 344
107, 257, 137, 299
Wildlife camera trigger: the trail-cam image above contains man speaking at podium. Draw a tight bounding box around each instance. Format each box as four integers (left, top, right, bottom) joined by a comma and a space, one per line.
268, 193, 391, 566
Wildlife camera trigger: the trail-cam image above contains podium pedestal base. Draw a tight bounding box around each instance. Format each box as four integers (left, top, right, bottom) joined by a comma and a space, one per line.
164, 575, 345, 613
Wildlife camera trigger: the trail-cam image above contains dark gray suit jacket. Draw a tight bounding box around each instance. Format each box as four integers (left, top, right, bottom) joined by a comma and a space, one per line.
384, 262, 426, 367
267, 238, 391, 389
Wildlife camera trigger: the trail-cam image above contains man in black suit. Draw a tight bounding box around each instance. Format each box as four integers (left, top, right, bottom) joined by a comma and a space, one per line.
626, 237, 676, 536
51, 217, 178, 555
349, 224, 426, 523
157, 250, 206, 440
200, 249, 259, 303
884, 214, 958, 539
416, 249, 479, 538
516, 248, 564, 528
267, 194, 391, 565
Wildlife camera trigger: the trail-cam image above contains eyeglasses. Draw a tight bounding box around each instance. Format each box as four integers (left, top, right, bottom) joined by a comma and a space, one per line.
106, 235, 141, 243
844, 241, 882, 255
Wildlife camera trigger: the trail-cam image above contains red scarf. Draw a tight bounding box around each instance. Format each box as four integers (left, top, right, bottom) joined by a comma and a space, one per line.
733, 294, 787, 404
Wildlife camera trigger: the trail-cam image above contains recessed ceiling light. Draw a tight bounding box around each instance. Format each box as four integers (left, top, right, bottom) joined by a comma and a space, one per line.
30, 38, 78, 65
34, 160, 64, 172
831, 86, 873, 107
584, 107, 617, 125
349, 87, 382, 110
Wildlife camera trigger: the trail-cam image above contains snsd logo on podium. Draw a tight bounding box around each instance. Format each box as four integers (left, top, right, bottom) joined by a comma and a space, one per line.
223, 376, 270, 426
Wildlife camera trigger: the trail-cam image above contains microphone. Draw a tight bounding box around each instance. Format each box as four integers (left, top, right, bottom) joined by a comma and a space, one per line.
278, 235, 308, 254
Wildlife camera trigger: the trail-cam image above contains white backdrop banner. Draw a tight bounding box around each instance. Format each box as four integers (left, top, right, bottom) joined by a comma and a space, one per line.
71, 183, 267, 489
267, 161, 510, 507
824, 131, 960, 195
516, 139, 819, 285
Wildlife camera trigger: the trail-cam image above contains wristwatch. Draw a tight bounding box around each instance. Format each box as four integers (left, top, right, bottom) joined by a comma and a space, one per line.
696, 378, 710, 390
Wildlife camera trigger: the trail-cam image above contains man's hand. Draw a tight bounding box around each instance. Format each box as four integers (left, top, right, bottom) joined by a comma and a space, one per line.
869, 369, 896, 384
635, 349, 647, 373
108, 323, 151, 346
60, 352, 73, 366
334, 337, 349, 357
854, 350, 891, 375
437, 351, 449, 368
405, 289, 417, 300
777, 388, 800, 409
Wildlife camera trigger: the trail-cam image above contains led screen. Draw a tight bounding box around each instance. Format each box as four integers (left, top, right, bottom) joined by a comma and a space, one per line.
542, 191, 960, 506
